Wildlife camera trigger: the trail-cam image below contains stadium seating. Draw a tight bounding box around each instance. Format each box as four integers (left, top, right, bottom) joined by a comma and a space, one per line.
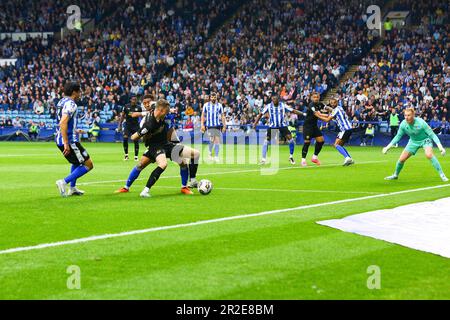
335, 24, 449, 133
0, 0, 448, 141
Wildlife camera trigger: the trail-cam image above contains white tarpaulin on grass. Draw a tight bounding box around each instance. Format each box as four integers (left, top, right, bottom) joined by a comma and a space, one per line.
317, 197, 450, 259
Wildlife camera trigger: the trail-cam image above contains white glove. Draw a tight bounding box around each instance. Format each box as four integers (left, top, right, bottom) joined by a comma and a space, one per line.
438, 145, 446, 156
382, 144, 392, 154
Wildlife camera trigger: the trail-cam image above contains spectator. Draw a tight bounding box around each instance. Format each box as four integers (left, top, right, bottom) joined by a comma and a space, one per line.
361, 123, 375, 146
5, 117, 13, 127
33, 100, 44, 115
28, 121, 39, 140
12, 116, 22, 128
389, 108, 400, 140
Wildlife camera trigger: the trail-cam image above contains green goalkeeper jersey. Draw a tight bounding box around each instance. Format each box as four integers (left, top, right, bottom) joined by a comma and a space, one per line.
390, 117, 441, 146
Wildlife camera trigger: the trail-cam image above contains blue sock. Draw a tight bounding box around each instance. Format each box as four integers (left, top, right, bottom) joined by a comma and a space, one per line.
70, 164, 78, 187
208, 143, 213, 155
336, 145, 350, 158
289, 139, 295, 156
262, 141, 268, 159
126, 166, 141, 189
214, 144, 219, 157
64, 165, 89, 184
180, 166, 189, 187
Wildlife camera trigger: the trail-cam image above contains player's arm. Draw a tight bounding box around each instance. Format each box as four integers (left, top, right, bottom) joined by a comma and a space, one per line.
424, 121, 446, 155
286, 104, 306, 117
314, 111, 333, 122
200, 104, 206, 133
221, 104, 226, 133
130, 132, 140, 141
252, 113, 263, 129
59, 114, 71, 156
131, 111, 145, 118
253, 105, 270, 129
131, 117, 151, 141
383, 123, 405, 154
131, 126, 147, 141
167, 127, 180, 143
117, 108, 125, 132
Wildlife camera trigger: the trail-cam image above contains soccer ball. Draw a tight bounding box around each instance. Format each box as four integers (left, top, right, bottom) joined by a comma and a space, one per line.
197, 179, 213, 195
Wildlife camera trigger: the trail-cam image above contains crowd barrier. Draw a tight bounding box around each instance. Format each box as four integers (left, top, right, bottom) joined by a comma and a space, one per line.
3, 125, 450, 147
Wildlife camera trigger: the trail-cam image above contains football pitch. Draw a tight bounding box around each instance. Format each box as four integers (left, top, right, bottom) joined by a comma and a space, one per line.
0, 141, 449, 299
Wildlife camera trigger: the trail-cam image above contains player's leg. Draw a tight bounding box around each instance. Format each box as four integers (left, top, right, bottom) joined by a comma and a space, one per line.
312, 134, 324, 165
116, 155, 151, 193
261, 129, 271, 164
213, 134, 221, 162
288, 134, 296, 164
179, 145, 200, 187
178, 160, 194, 194
134, 140, 139, 161
285, 131, 295, 164
141, 153, 168, 197
167, 143, 195, 194
123, 131, 129, 161
301, 138, 311, 167
424, 146, 448, 181
335, 132, 353, 166
68, 164, 84, 196
385, 150, 412, 180
335, 138, 349, 159
207, 129, 214, 160
131, 126, 140, 161
57, 143, 93, 197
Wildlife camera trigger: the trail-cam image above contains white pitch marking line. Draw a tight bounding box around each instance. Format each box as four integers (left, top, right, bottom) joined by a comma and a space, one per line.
0, 182, 448, 255
92, 184, 380, 195
77, 160, 387, 186
0, 154, 52, 157
143, 186, 381, 195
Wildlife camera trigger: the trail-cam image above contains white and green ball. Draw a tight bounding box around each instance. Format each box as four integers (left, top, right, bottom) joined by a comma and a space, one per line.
197, 179, 213, 195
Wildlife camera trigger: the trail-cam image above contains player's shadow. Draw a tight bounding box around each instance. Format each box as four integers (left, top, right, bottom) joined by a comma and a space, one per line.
42, 190, 189, 202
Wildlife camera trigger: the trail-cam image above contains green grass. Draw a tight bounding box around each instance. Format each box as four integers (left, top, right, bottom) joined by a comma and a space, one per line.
0, 141, 449, 299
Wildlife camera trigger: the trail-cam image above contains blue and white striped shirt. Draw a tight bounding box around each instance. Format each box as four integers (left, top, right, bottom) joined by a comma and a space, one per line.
55, 97, 78, 146
331, 105, 352, 132
202, 102, 224, 127
261, 102, 293, 128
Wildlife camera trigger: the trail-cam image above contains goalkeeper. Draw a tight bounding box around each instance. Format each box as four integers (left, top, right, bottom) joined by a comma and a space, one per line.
382, 108, 448, 182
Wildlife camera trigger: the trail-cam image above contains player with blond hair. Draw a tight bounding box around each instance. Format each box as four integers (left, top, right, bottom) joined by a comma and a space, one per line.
383, 108, 448, 181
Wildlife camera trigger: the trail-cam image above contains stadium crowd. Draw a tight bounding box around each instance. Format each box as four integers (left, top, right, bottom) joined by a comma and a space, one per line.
335, 23, 450, 136
156, 0, 381, 130
0, 0, 118, 32
0, 0, 449, 139
391, 0, 449, 25
0, 0, 241, 130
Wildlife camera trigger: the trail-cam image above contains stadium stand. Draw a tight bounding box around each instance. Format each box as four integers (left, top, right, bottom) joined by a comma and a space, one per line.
0, 0, 118, 32
152, 0, 385, 129
333, 23, 449, 143
0, 0, 448, 146
0, 0, 243, 136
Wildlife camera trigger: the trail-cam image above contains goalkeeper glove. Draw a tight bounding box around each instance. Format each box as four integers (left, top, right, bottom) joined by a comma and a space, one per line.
382, 144, 393, 154
438, 144, 446, 156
